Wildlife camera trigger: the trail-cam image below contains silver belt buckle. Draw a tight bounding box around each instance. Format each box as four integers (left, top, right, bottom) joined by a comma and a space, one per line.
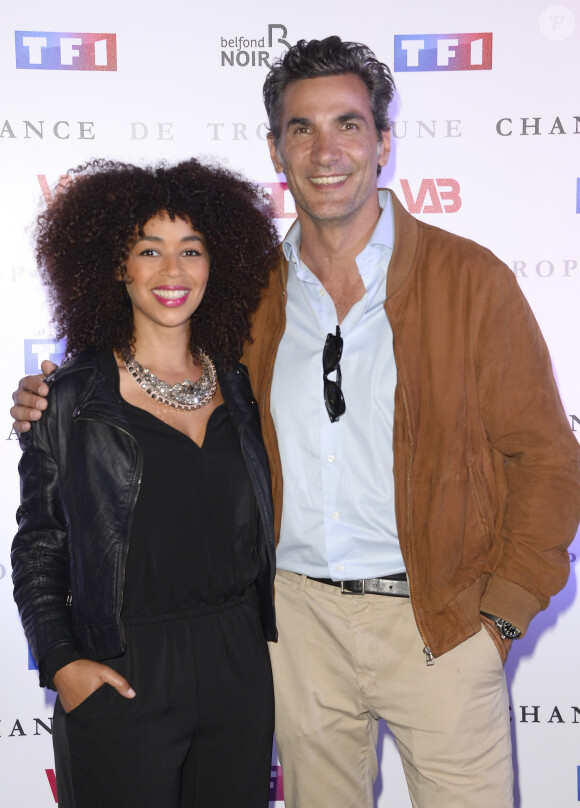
340, 579, 364, 594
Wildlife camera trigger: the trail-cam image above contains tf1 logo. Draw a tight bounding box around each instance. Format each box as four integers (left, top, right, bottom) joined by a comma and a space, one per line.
394, 33, 492, 71
15, 31, 117, 71
24, 339, 66, 375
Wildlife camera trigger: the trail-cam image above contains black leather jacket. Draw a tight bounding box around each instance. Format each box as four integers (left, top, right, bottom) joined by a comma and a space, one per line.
12, 351, 277, 688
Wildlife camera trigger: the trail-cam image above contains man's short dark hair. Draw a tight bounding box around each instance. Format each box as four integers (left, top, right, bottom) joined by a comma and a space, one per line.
263, 36, 395, 144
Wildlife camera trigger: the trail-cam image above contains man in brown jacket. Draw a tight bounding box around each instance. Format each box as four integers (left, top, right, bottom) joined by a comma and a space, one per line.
12, 36, 580, 808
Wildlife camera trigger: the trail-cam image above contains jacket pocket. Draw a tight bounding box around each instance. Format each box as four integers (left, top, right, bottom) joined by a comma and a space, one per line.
468, 461, 494, 543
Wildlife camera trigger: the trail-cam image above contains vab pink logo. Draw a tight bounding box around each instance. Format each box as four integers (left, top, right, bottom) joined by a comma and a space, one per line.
15, 31, 117, 71
400, 179, 461, 214
394, 34, 492, 71
46, 770, 57, 802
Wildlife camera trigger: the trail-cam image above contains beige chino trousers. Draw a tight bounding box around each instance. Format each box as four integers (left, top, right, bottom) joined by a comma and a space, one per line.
270, 570, 513, 808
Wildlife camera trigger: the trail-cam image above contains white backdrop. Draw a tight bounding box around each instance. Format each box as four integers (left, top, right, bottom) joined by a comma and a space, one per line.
1, 1, 579, 805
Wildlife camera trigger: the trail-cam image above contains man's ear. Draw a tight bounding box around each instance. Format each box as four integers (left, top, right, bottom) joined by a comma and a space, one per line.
377, 128, 391, 169
267, 133, 285, 174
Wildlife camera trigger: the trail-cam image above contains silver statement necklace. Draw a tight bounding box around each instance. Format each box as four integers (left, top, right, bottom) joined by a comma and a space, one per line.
122, 350, 217, 411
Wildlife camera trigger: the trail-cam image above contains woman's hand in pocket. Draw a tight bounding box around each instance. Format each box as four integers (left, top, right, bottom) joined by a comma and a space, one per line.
53, 659, 136, 713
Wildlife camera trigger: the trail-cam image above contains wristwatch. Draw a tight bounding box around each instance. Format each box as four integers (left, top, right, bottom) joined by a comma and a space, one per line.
481, 612, 521, 640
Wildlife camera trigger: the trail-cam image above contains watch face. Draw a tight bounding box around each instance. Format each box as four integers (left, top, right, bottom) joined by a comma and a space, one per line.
499, 620, 521, 639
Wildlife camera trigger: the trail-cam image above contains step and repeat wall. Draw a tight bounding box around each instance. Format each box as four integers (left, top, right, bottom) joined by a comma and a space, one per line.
1, 1, 579, 805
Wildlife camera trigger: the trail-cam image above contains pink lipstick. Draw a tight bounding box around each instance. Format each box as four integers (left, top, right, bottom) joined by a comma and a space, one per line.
151, 286, 190, 307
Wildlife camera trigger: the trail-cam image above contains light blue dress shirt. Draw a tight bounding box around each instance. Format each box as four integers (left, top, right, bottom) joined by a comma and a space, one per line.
271, 191, 405, 580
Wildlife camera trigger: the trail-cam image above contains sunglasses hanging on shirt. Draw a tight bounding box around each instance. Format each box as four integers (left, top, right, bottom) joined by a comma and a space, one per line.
323, 325, 346, 423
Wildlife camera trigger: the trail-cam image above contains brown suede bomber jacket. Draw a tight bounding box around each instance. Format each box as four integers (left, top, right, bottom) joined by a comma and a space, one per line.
243, 190, 580, 660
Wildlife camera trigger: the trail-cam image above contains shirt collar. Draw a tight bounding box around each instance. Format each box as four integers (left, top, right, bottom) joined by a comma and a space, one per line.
282, 219, 301, 265
369, 189, 394, 250
282, 189, 394, 303
283, 190, 393, 260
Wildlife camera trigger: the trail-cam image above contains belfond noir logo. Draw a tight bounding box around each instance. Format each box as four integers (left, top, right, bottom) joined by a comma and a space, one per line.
220, 23, 290, 68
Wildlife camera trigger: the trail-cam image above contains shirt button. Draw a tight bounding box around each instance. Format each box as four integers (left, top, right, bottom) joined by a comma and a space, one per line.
331, 511, 339, 520
336, 564, 345, 572
328, 454, 335, 463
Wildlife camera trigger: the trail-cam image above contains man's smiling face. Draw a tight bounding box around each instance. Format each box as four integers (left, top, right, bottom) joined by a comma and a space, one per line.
268, 73, 390, 228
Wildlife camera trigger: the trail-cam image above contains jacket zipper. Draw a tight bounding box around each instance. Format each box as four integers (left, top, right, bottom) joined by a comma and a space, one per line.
389, 308, 434, 667
401, 408, 434, 666
74, 414, 142, 647
236, 419, 277, 636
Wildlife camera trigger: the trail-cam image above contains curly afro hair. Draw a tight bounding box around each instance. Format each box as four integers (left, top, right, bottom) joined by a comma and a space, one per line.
35, 158, 280, 367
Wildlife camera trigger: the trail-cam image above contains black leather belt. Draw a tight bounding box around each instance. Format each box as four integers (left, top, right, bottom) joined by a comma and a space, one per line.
309, 573, 409, 597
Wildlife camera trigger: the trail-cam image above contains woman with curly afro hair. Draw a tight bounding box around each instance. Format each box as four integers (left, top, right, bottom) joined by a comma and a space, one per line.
12, 158, 280, 808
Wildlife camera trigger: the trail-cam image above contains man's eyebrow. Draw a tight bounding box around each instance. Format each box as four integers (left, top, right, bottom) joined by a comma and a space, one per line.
285, 112, 367, 130
286, 116, 311, 130
336, 112, 366, 124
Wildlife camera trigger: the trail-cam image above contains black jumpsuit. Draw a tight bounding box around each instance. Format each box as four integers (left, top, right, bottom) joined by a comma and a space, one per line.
52, 355, 274, 808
